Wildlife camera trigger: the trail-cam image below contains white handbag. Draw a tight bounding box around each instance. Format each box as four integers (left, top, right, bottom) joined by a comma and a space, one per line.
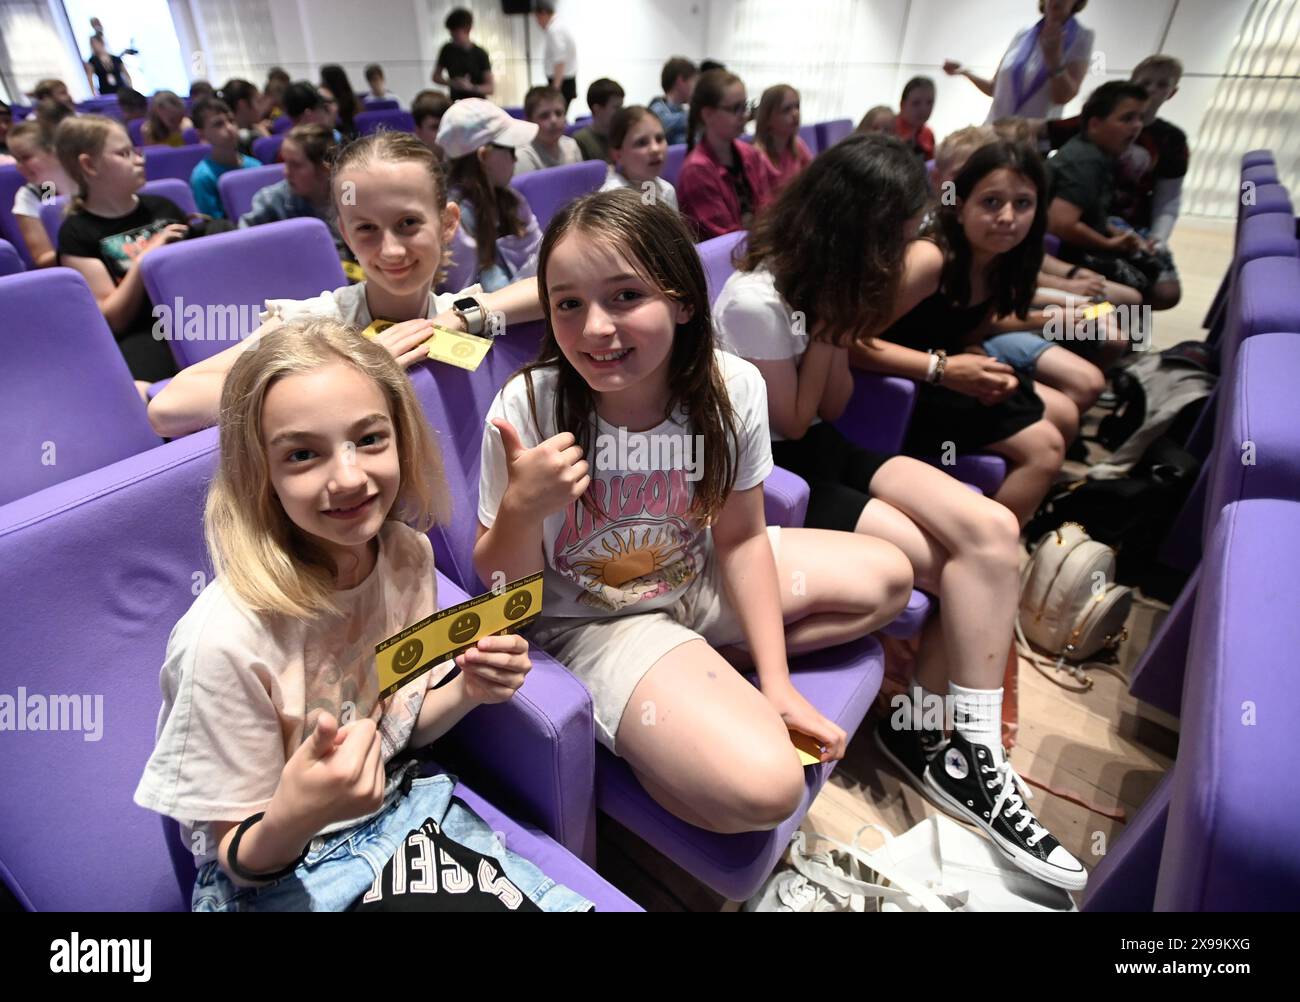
747, 819, 1077, 912
1017, 522, 1132, 691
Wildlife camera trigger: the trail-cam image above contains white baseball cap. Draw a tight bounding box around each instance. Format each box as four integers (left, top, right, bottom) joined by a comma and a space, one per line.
436, 99, 538, 159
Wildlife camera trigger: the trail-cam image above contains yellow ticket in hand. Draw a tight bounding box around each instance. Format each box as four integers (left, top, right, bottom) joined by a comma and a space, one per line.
360, 320, 492, 372
1082, 301, 1116, 321
374, 572, 543, 699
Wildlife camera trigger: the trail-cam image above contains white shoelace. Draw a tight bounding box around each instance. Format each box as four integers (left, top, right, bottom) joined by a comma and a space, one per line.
981, 759, 1049, 847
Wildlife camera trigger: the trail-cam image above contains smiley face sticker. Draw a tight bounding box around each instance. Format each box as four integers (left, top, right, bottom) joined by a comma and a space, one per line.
503, 590, 532, 621
374, 572, 543, 699
392, 638, 424, 675
448, 612, 481, 645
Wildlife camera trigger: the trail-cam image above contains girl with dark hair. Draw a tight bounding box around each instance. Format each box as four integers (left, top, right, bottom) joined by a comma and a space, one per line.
475, 188, 913, 834
438, 99, 543, 292
855, 139, 1073, 528
895, 77, 936, 160
677, 69, 777, 239
320, 64, 363, 139
715, 133, 1085, 891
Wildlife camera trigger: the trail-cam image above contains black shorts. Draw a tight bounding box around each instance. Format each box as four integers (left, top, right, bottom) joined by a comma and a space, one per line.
560, 77, 577, 107
904, 372, 1044, 456
770, 422, 893, 532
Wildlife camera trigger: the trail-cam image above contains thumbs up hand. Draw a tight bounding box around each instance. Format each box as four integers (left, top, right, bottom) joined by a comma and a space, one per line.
493, 418, 591, 519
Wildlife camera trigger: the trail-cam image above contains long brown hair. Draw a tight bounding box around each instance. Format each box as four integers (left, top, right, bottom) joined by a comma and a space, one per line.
686, 69, 741, 151
518, 188, 739, 525
740, 132, 930, 344
447, 152, 525, 272
754, 84, 799, 163
145, 90, 185, 144
54, 114, 119, 214
205, 319, 450, 619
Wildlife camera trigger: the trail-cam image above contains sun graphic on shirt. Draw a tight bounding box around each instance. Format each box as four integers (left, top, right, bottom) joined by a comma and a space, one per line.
569, 524, 684, 589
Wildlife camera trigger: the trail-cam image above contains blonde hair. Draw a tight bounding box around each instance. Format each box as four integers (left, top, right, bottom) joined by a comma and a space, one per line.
1133, 54, 1183, 84
855, 105, 894, 134
54, 114, 120, 214
205, 319, 451, 619
332, 130, 451, 284
936, 125, 998, 180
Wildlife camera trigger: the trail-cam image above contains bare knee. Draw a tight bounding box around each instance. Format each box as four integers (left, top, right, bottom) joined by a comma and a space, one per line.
960, 499, 1022, 572
1016, 422, 1065, 474
870, 540, 915, 621
722, 754, 806, 832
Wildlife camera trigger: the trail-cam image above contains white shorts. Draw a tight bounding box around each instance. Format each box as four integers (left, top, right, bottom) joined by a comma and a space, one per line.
529, 526, 783, 752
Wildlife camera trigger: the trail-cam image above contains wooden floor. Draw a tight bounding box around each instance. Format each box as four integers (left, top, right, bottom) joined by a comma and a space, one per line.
594, 217, 1235, 911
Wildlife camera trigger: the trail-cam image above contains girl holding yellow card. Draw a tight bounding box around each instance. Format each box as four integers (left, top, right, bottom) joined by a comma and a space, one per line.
148, 130, 544, 439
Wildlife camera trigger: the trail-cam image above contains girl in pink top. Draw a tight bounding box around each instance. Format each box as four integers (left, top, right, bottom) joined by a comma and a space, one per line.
676, 70, 777, 240
754, 84, 813, 192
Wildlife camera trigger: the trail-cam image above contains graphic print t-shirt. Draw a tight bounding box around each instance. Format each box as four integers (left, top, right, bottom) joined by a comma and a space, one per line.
477, 350, 773, 618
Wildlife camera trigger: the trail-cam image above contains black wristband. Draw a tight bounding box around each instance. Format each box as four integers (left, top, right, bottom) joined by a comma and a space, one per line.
1065, 266, 1081, 279
226, 811, 307, 884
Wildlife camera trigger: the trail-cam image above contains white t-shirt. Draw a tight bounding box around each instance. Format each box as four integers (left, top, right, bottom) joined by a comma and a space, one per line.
134, 522, 454, 866
712, 267, 812, 443
514, 135, 583, 176
599, 171, 679, 211
543, 18, 577, 79
477, 349, 774, 618
988, 22, 1095, 122
260, 279, 482, 328
12, 183, 44, 219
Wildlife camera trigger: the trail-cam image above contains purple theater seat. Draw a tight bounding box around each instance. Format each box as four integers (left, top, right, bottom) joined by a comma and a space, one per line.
698, 230, 747, 303
1221, 254, 1300, 381
1242, 163, 1280, 187
1238, 181, 1292, 231
663, 143, 687, 186
1240, 149, 1273, 169
251, 133, 286, 165
356, 109, 416, 135
270, 115, 293, 134
127, 117, 145, 146
143, 143, 212, 182
40, 178, 198, 244
0, 429, 636, 910
218, 162, 285, 221
510, 160, 608, 231
181, 127, 200, 145
362, 98, 400, 111
12, 104, 33, 122
1205, 205, 1299, 345
0, 238, 23, 276
563, 122, 583, 137
798, 123, 820, 155
504, 106, 526, 120
815, 118, 852, 152
764, 465, 809, 527
139, 217, 346, 369
1156, 499, 1300, 910
0, 268, 161, 505
1134, 333, 1300, 715
0, 164, 35, 268
1043, 232, 1062, 257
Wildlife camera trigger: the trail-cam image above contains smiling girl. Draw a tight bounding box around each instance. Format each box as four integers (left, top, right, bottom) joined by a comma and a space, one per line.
149, 129, 545, 439
599, 105, 678, 210
132, 319, 586, 911
474, 189, 913, 834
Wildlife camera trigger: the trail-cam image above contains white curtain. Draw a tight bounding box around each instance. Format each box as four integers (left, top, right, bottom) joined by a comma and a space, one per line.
187, 0, 281, 86
1184, 0, 1300, 216
0, 0, 88, 103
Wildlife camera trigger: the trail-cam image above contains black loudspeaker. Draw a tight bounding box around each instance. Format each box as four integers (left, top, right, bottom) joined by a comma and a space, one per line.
501, 0, 532, 13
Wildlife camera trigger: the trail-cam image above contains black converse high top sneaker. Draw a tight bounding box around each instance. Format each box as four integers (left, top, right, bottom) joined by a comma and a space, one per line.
923, 729, 1087, 891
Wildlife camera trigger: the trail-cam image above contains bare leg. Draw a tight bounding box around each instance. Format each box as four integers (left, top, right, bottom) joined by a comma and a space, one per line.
1035, 381, 1080, 445
984, 419, 1066, 526
1033, 345, 1104, 414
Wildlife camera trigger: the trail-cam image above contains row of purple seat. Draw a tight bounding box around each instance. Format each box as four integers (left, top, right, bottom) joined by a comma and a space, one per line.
1083, 149, 1300, 911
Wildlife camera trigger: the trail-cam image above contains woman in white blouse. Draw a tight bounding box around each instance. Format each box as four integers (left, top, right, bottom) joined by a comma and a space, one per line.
944, 0, 1094, 122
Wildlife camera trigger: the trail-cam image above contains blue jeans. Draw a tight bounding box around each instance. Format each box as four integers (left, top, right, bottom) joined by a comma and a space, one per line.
982, 331, 1054, 375
191, 763, 592, 912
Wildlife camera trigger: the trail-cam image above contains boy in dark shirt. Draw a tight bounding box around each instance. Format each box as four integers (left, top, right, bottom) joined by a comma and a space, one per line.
434, 8, 493, 102
1047, 80, 1180, 310
1045, 56, 1188, 309
573, 78, 624, 163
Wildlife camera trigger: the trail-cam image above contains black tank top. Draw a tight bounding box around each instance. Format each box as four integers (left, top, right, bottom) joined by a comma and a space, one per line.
883, 289, 994, 355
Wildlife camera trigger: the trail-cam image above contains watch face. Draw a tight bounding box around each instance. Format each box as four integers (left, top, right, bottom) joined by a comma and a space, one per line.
453, 297, 480, 313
